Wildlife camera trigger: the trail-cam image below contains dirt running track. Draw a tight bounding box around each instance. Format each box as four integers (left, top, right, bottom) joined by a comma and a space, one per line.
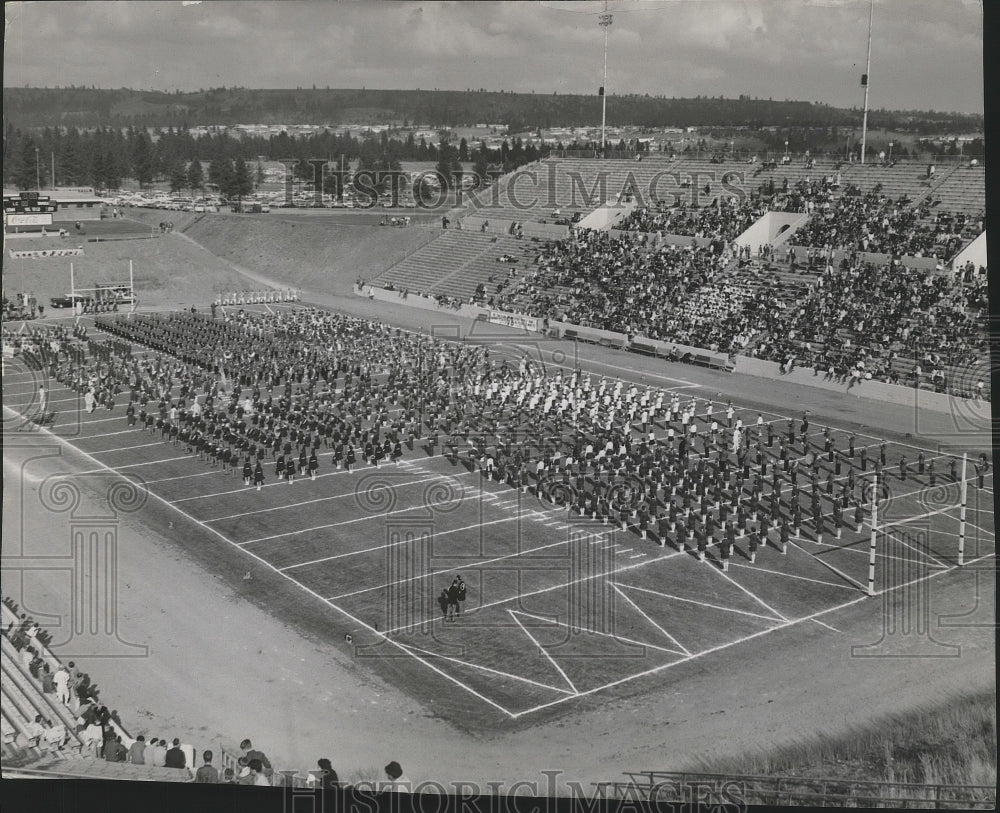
1, 226, 994, 794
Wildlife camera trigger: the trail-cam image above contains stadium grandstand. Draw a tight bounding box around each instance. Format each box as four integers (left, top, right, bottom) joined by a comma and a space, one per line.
371, 154, 988, 401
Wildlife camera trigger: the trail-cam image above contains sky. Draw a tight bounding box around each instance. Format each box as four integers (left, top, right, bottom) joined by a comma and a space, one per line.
2, 0, 985, 115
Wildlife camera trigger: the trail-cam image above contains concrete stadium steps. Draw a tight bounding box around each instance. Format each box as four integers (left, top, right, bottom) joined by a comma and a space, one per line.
836, 163, 938, 202
374, 230, 507, 298
26, 755, 193, 782
466, 158, 686, 224
431, 236, 539, 302
926, 165, 987, 215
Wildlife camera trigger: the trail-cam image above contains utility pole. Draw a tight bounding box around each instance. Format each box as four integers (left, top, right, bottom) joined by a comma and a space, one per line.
860, 0, 874, 164
599, 2, 613, 159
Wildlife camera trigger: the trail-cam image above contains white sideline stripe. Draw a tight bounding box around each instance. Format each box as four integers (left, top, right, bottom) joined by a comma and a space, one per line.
281, 514, 521, 571
616, 583, 784, 623
811, 619, 840, 632
507, 610, 578, 695
202, 474, 441, 523
727, 563, 858, 591
512, 608, 688, 658
393, 642, 576, 696
1, 402, 518, 719
629, 554, 645, 559
610, 584, 692, 656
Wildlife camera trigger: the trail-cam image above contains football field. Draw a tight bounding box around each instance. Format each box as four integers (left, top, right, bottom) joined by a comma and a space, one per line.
3, 309, 993, 723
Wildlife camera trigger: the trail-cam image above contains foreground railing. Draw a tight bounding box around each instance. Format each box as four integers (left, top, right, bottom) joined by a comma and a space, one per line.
594, 770, 996, 809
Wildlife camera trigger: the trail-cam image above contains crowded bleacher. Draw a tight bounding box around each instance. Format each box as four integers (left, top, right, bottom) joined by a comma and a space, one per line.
2, 593, 415, 788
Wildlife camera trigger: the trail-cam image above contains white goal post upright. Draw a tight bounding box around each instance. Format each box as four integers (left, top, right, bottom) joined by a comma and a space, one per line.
867, 473, 878, 596
958, 452, 968, 565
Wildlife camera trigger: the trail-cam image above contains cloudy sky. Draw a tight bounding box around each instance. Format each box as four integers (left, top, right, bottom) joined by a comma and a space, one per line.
3, 0, 985, 114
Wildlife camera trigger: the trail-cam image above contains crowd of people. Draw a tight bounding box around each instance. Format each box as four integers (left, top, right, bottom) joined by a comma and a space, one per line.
20, 308, 981, 574
617, 196, 769, 241
790, 190, 969, 259
4, 595, 414, 789
746, 257, 990, 393
483, 223, 988, 397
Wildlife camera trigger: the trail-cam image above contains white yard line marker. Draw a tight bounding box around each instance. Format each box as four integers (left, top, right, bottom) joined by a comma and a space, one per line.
507, 610, 578, 695
610, 584, 691, 656
2, 402, 518, 719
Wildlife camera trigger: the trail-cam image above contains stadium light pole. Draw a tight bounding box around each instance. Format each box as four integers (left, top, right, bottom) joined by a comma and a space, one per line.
860, 0, 874, 164
599, 4, 613, 158
35, 147, 41, 190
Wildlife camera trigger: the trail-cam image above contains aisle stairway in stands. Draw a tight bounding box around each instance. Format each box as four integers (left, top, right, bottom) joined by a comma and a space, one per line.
374, 230, 538, 303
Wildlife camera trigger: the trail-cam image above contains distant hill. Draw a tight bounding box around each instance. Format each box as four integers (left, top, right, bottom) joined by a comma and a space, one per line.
2, 86, 983, 134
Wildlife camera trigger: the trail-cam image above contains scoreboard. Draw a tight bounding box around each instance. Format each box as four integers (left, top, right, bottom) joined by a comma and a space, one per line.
3, 192, 59, 215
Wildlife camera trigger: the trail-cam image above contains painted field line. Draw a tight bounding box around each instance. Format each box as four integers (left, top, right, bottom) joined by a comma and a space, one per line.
88, 440, 170, 454
610, 584, 692, 656
242, 475, 494, 543
329, 535, 570, 601
707, 562, 790, 622
1, 402, 518, 719
507, 610, 578, 695
391, 642, 577, 696
618, 583, 784, 623
513, 608, 688, 658
887, 532, 951, 569
812, 619, 840, 632
283, 514, 522, 572
73, 428, 144, 440
508, 592, 872, 719
727, 563, 858, 591
172, 459, 417, 503
629, 554, 646, 559
787, 539, 867, 592
204, 473, 443, 523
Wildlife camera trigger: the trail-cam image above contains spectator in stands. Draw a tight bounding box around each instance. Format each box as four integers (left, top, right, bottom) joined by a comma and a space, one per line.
240, 738, 272, 778
105, 734, 127, 762
195, 750, 220, 783
165, 737, 186, 769
248, 758, 271, 786
221, 768, 237, 784
315, 758, 342, 791
80, 720, 104, 756
24, 714, 45, 748
128, 734, 146, 764
148, 737, 168, 767
41, 663, 56, 694
382, 760, 411, 792
235, 756, 254, 785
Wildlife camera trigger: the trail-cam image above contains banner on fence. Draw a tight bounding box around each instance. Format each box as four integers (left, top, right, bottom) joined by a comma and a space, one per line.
488, 310, 539, 332
5, 213, 53, 227
8, 247, 84, 259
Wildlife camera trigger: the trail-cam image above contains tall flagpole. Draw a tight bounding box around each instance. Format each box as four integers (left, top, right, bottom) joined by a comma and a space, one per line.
599, 3, 613, 158
860, 0, 874, 164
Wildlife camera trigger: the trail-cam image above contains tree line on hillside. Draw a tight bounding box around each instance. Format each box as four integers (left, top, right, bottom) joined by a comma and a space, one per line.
3, 86, 983, 135
2, 123, 545, 193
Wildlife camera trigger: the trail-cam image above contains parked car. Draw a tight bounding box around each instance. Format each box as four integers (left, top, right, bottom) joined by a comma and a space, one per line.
49, 294, 92, 309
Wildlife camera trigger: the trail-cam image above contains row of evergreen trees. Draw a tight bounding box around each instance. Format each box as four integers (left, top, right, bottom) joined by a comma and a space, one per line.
2, 123, 548, 193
